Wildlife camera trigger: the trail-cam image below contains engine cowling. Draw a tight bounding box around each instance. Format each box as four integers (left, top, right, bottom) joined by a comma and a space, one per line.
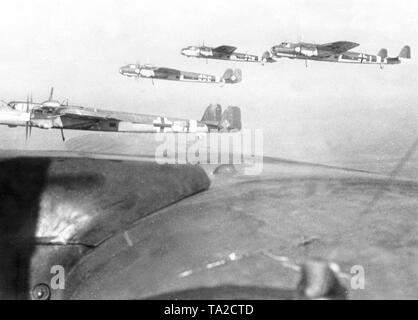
295, 46, 318, 57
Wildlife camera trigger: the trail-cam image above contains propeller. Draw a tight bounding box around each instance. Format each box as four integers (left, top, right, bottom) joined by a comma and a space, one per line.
60, 128, 66, 142
296, 34, 308, 68
135, 60, 141, 81
48, 87, 54, 101
201, 40, 208, 64
25, 94, 32, 142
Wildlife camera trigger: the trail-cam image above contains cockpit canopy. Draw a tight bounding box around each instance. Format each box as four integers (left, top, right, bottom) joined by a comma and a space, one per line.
7, 102, 29, 112
280, 42, 292, 48
7, 102, 16, 109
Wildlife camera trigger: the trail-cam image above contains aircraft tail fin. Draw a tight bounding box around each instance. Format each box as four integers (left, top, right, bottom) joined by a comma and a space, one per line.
261, 51, 276, 64
201, 104, 222, 127
201, 105, 242, 132
222, 68, 242, 84
219, 106, 242, 132
398, 45, 411, 59
377, 48, 388, 59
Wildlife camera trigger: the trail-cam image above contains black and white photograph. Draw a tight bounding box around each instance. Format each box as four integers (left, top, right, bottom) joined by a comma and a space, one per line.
0, 0, 417, 305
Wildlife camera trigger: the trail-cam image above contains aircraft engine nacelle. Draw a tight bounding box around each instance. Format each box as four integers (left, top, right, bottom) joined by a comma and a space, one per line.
139, 68, 155, 78
181, 48, 200, 57
0, 111, 30, 127
295, 46, 318, 57
200, 48, 213, 57
31, 119, 55, 129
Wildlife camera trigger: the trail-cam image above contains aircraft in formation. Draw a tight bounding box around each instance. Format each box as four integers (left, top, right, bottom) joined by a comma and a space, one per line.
270, 41, 411, 67
119, 64, 241, 84
0, 88, 241, 141
181, 44, 275, 64
122, 41, 411, 86
0, 40, 411, 141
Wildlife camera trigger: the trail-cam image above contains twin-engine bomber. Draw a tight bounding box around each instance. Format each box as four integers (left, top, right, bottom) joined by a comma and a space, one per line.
119, 63, 241, 84
0, 88, 242, 141
271, 41, 411, 67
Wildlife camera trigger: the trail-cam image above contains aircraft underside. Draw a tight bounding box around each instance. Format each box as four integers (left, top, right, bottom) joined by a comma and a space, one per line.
38, 118, 209, 133
212, 53, 260, 62
276, 52, 399, 65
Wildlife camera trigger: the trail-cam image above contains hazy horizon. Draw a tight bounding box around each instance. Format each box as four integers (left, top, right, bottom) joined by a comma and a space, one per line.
0, 0, 417, 175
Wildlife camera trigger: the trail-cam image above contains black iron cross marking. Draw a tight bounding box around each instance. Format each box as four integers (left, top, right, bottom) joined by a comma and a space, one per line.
153, 117, 172, 132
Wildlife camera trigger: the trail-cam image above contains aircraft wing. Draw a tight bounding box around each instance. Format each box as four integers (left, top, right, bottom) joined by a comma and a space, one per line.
213, 45, 238, 55
317, 41, 360, 55
153, 67, 181, 80
32, 106, 124, 130
54, 107, 120, 122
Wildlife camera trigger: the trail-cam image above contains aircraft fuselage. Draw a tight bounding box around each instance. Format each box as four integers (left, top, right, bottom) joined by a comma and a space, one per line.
119, 64, 224, 83
271, 42, 402, 65
0, 104, 210, 133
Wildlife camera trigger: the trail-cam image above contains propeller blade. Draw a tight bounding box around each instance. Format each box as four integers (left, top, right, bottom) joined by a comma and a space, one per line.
49, 87, 54, 101
25, 94, 32, 142
25, 123, 29, 141
60, 128, 66, 141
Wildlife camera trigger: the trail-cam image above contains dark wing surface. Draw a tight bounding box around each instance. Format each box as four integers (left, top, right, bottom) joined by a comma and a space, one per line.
153, 67, 181, 80
213, 45, 238, 55
317, 41, 360, 56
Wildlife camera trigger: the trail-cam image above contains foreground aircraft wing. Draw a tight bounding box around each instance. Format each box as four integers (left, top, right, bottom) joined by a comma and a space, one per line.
2, 151, 415, 299
317, 41, 360, 56
213, 45, 238, 55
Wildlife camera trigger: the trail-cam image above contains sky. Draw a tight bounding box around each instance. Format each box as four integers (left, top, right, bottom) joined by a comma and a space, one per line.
0, 0, 417, 172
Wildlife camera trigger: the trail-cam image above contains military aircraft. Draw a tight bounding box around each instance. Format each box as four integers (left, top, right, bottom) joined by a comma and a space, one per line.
0, 88, 242, 141
181, 44, 276, 64
119, 63, 242, 84
270, 41, 411, 67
